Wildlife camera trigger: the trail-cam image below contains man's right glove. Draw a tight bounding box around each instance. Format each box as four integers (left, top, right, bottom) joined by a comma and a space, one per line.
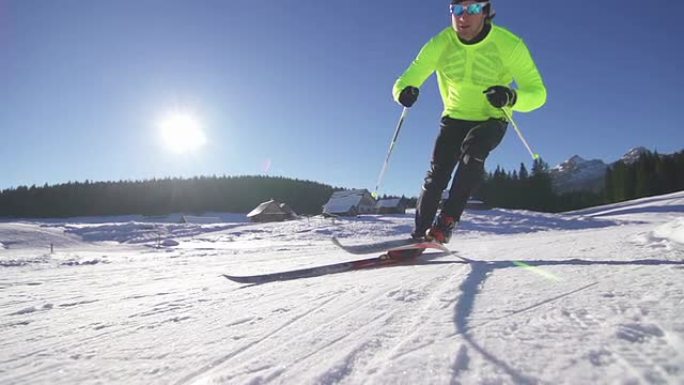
398, 86, 419, 108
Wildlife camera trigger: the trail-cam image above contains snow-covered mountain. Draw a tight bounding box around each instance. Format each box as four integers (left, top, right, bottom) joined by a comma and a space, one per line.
550, 155, 608, 193
550, 147, 652, 193
620, 146, 649, 165
1, 191, 683, 384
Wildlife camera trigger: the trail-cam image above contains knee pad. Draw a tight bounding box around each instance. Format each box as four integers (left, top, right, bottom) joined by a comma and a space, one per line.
422, 175, 446, 192
459, 151, 486, 180
461, 141, 490, 167
461, 153, 485, 165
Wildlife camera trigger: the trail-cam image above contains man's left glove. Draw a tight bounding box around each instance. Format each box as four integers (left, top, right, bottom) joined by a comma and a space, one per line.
483, 86, 517, 108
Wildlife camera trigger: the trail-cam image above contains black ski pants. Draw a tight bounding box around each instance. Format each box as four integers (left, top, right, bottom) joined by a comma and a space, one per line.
415, 116, 507, 233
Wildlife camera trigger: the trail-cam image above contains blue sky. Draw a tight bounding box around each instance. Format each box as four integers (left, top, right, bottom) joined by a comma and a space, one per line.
1, 0, 683, 197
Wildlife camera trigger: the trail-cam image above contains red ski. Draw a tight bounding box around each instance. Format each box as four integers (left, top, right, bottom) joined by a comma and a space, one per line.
223, 242, 449, 284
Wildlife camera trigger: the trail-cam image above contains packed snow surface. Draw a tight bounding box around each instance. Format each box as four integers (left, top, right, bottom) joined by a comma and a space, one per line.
1, 192, 683, 385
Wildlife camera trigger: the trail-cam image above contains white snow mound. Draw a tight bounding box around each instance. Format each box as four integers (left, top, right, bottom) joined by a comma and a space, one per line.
652, 217, 684, 244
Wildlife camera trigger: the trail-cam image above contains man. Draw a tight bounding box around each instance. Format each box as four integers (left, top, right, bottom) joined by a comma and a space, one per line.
393, 0, 547, 243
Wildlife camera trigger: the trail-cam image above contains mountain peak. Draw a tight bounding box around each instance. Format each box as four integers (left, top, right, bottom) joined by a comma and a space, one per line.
621, 147, 648, 164
568, 155, 587, 164
553, 155, 597, 173
551, 155, 607, 193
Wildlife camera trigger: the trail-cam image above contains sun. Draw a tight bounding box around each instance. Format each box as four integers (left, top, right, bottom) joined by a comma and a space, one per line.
158, 112, 207, 154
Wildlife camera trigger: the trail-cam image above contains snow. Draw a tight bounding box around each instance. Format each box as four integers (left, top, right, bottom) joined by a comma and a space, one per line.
182, 216, 224, 224
1, 192, 683, 384
653, 218, 684, 245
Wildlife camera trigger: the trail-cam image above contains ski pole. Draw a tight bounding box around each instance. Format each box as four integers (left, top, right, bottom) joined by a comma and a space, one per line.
372, 107, 409, 199
501, 107, 540, 160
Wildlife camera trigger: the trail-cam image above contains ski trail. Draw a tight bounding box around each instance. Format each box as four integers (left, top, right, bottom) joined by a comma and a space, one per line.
359, 265, 470, 384
311, 263, 468, 385
174, 293, 341, 385
193, 261, 471, 385
467, 281, 599, 332
566, 306, 676, 384
452, 261, 541, 385
2, 247, 308, 385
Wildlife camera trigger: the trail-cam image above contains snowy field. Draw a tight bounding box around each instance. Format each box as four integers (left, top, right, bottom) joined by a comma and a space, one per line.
1, 191, 683, 385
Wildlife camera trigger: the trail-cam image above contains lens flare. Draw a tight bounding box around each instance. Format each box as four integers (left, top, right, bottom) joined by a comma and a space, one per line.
513, 261, 562, 282
263, 158, 272, 174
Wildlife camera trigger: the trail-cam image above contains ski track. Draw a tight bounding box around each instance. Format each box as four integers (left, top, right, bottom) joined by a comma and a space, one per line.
559, 267, 683, 385
1, 192, 683, 384
180, 261, 471, 385
453, 260, 683, 385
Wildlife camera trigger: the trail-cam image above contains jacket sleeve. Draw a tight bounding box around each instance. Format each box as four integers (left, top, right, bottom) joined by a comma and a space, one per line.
508, 40, 547, 112
392, 33, 444, 103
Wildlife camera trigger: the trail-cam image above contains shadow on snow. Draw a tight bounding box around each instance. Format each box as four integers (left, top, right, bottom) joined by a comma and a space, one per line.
448, 256, 684, 384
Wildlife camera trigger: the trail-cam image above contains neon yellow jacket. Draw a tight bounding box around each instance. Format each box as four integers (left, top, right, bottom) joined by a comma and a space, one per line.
393, 23, 547, 121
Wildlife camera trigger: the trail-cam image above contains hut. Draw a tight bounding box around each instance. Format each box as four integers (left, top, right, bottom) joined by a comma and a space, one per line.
247, 199, 297, 223
375, 198, 407, 214
322, 189, 376, 217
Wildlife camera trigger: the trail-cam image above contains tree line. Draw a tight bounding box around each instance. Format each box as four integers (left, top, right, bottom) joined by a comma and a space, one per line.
0, 176, 336, 218
604, 150, 684, 203
477, 149, 684, 213
1, 150, 681, 218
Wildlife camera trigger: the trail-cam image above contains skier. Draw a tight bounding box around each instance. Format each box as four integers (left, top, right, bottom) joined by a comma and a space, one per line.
393, 0, 547, 243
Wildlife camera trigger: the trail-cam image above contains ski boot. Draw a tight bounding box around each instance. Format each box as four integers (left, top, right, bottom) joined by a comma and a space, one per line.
425, 214, 457, 244
410, 230, 426, 242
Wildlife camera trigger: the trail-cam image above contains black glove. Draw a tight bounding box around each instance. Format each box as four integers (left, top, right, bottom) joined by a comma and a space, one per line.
483, 86, 517, 108
398, 86, 419, 108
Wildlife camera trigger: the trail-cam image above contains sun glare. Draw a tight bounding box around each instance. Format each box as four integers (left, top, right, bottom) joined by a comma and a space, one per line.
159, 112, 207, 154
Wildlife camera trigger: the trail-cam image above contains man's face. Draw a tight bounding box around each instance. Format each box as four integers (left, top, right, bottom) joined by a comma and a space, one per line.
451, 1, 487, 41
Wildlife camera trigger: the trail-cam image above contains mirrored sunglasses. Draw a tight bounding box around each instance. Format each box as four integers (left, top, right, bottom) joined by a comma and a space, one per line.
450, 2, 488, 16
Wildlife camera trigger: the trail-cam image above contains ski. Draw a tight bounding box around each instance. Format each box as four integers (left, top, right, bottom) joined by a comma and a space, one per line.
223, 242, 449, 284
333, 236, 475, 263
331, 236, 418, 255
